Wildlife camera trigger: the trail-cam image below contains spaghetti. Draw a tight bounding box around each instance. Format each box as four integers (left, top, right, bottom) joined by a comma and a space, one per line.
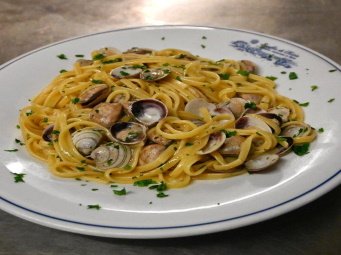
19, 47, 316, 188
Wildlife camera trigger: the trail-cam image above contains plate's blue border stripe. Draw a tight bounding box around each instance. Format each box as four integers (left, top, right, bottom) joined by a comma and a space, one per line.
1, 170, 340, 230
1, 25, 340, 71
0, 26, 340, 231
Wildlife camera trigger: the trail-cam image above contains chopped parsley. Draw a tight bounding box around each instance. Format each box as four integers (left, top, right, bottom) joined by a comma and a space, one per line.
328, 98, 335, 103
92, 53, 105, 60
237, 70, 250, 76
15, 138, 25, 146
317, 128, 324, 133
42, 117, 49, 123
133, 179, 157, 187
75, 54, 84, 58
218, 73, 230, 80
16, 125, 20, 129
25, 110, 33, 116
102, 58, 122, 64
289, 72, 298, 80
223, 130, 237, 137
292, 143, 310, 156
71, 97, 80, 104
310, 85, 318, 91
120, 70, 130, 76
328, 69, 337, 72
185, 142, 194, 146
4, 149, 18, 152
113, 188, 127, 196
266, 76, 278, 81
201, 44, 206, 49
76, 166, 85, 171
157, 192, 169, 198
281, 71, 287, 74
161, 37, 165, 40
175, 76, 182, 81
123, 164, 132, 170
202, 36, 207, 39
57, 54, 68, 60
59, 69, 67, 73
244, 101, 257, 109
13, 173, 26, 183
91, 79, 104, 84
299, 102, 309, 107
91, 188, 99, 191
51, 130, 60, 135
87, 204, 101, 210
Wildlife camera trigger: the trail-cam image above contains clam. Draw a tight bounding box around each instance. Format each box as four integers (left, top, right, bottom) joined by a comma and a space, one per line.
71, 128, 104, 156
227, 97, 247, 118
89, 102, 122, 128
110, 65, 143, 79
93, 47, 120, 57
239, 60, 257, 73
42, 124, 54, 142
245, 153, 279, 172
123, 47, 153, 55
76, 59, 94, 67
268, 106, 290, 123
79, 84, 111, 107
218, 135, 246, 155
274, 136, 294, 156
138, 144, 166, 165
110, 122, 146, 145
239, 93, 262, 104
236, 115, 272, 133
184, 98, 216, 117
140, 68, 171, 81
129, 99, 168, 126
197, 131, 226, 155
90, 142, 132, 170
211, 102, 235, 117
256, 113, 283, 126
281, 124, 310, 138
147, 128, 172, 146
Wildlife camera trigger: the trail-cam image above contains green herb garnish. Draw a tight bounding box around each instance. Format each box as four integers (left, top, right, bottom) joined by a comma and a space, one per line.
71, 97, 80, 104
311, 85, 319, 91
317, 128, 324, 133
266, 76, 278, 81
175, 76, 182, 81
75, 54, 84, 58
328, 69, 337, 72
57, 54, 67, 60
134, 179, 157, 187
92, 53, 105, 60
15, 139, 25, 146
237, 70, 250, 76
87, 204, 101, 210
289, 72, 298, 80
13, 173, 26, 183
223, 130, 237, 138
218, 73, 230, 80
113, 188, 127, 196
91, 79, 104, 84
299, 102, 309, 107
244, 101, 257, 109
59, 69, 67, 73
102, 58, 122, 64
328, 98, 335, 103
4, 149, 18, 152
292, 143, 310, 156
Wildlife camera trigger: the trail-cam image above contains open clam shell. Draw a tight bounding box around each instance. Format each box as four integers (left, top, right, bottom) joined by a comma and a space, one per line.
197, 131, 226, 155
78, 84, 111, 108
129, 99, 168, 126
110, 65, 143, 79
236, 115, 272, 133
110, 122, 147, 145
245, 153, 279, 172
140, 68, 171, 81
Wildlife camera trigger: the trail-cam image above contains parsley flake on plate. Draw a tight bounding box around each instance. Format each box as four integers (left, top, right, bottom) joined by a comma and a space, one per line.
13, 173, 26, 183
57, 54, 68, 60
289, 72, 298, 80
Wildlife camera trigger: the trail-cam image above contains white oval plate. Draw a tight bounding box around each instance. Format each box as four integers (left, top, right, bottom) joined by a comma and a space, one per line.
0, 26, 340, 239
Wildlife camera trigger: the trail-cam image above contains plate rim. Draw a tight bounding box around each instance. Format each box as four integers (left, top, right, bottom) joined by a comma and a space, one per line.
0, 25, 340, 238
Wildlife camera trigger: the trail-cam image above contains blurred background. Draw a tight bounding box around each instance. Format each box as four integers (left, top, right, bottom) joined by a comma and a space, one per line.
0, 0, 340, 254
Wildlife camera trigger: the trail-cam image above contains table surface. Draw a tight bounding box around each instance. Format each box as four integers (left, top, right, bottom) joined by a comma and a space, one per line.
0, 0, 340, 254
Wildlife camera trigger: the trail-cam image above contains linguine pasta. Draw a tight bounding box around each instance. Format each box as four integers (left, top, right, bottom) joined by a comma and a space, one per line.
19, 47, 316, 188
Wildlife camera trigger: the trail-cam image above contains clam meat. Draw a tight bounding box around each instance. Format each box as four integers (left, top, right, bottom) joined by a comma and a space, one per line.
110, 65, 143, 79
140, 68, 171, 81
138, 144, 166, 165
89, 102, 122, 128
110, 122, 146, 145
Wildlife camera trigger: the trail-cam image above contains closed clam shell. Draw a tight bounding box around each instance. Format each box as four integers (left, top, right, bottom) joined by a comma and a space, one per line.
71, 128, 104, 156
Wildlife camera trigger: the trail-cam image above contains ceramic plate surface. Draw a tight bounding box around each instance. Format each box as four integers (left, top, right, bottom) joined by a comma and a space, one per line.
0, 26, 340, 239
